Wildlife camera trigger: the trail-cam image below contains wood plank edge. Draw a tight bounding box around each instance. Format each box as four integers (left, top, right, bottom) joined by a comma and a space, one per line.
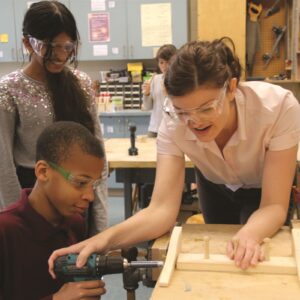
158, 226, 182, 287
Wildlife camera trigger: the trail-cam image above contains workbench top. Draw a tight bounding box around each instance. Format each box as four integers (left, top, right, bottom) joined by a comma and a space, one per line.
104, 137, 193, 169
150, 224, 300, 300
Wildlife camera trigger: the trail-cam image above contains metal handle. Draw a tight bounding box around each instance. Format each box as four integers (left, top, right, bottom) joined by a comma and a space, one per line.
123, 45, 127, 58
130, 45, 133, 58
18, 48, 24, 61
11, 48, 15, 61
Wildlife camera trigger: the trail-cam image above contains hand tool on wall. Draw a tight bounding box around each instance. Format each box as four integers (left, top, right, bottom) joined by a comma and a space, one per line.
265, 0, 281, 18
246, 0, 263, 76
248, 0, 263, 22
262, 25, 286, 68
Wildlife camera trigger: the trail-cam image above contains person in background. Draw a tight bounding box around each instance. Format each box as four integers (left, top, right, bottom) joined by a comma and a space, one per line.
142, 44, 177, 137
0, 1, 108, 235
0, 121, 106, 300
48, 37, 300, 273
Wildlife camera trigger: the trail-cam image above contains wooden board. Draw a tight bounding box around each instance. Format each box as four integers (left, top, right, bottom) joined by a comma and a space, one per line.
150, 224, 300, 299
177, 253, 297, 275
158, 226, 182, 287
151, 270, 300, 300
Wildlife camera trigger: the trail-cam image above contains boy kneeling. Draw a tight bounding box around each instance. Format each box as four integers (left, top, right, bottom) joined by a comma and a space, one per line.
0, 121, 106, 300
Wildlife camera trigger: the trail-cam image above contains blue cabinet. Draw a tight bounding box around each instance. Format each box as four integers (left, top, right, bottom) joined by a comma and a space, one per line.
1, 0, 188, 62
69, 0, 127, 60
0, 0, 18, 62
99, 110, 151, 189
126, 0, 188, 59
0, 0, 70, 62
68, 0, 188, 60
100, 110, 151, 138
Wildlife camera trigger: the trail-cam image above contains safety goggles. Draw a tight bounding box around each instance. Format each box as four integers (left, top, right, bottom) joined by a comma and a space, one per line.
47, 161, 101, 190
163, 82, 228, 124
28, 36, 76, 57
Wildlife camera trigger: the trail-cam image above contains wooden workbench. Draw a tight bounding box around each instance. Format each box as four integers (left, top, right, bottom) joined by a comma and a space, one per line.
150, 224, 300, 300
104, 137, 195, 218
105, 136, 194, 169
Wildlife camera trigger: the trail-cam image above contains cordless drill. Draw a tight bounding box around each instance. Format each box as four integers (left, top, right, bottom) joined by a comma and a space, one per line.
54, 253, 163, 282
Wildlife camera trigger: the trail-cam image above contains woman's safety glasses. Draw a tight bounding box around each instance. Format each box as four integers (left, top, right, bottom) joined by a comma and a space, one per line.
163, 82, 228, 124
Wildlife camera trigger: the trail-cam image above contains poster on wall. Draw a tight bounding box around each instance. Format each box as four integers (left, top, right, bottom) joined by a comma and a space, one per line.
141, 3, 172, 47
88, 13, 110, 42
91, 0, 106, 11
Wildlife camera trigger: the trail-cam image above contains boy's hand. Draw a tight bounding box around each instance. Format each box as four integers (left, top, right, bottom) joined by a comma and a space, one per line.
142, 80, 151, 96
53, 280, 106, 300
227, 232, 264, 270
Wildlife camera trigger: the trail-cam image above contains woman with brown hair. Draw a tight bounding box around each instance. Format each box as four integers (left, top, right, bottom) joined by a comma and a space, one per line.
49, 37, 300, 272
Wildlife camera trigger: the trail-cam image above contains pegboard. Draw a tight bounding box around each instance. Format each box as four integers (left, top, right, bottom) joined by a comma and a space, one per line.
248, 0, 290, 78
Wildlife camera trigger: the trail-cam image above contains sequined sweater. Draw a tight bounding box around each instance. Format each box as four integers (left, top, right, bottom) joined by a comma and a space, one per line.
0, 69, 108, 233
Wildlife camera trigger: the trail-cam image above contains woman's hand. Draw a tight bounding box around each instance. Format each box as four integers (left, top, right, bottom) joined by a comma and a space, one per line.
53, 280, 106, 300
227, 231, 264, 270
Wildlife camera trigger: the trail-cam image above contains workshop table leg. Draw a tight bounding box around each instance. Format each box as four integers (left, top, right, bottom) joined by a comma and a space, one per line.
124, 173, 133, 219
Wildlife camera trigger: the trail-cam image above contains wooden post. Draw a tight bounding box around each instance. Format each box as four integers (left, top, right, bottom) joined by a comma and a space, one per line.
203, 236, 210, 259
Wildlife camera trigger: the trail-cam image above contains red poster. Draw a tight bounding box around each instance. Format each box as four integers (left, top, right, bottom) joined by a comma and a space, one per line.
88, 13, 110, 42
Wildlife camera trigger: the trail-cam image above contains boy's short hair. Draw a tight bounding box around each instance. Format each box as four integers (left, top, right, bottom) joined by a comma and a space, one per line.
36, 121, 104, 164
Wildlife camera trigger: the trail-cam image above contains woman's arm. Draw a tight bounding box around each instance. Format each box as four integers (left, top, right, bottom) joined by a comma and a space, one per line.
49, 153, 185, 277
228, 145, 298, 269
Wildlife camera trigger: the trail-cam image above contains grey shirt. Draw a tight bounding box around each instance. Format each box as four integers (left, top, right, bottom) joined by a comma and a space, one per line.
0, 69, 108, 233
142, 73, 165, 133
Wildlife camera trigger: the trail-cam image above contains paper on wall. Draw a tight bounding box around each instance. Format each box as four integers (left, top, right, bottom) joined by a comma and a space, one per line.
93, 44, 108, 56
107, 126, 114, 133
108, 1, 116, 9
112, 47, 119, 55
141, 3, 172, 47
91, 0, 106, 11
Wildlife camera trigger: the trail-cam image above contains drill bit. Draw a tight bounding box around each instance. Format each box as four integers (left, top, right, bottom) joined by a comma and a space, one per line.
126, 260, 164, 268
